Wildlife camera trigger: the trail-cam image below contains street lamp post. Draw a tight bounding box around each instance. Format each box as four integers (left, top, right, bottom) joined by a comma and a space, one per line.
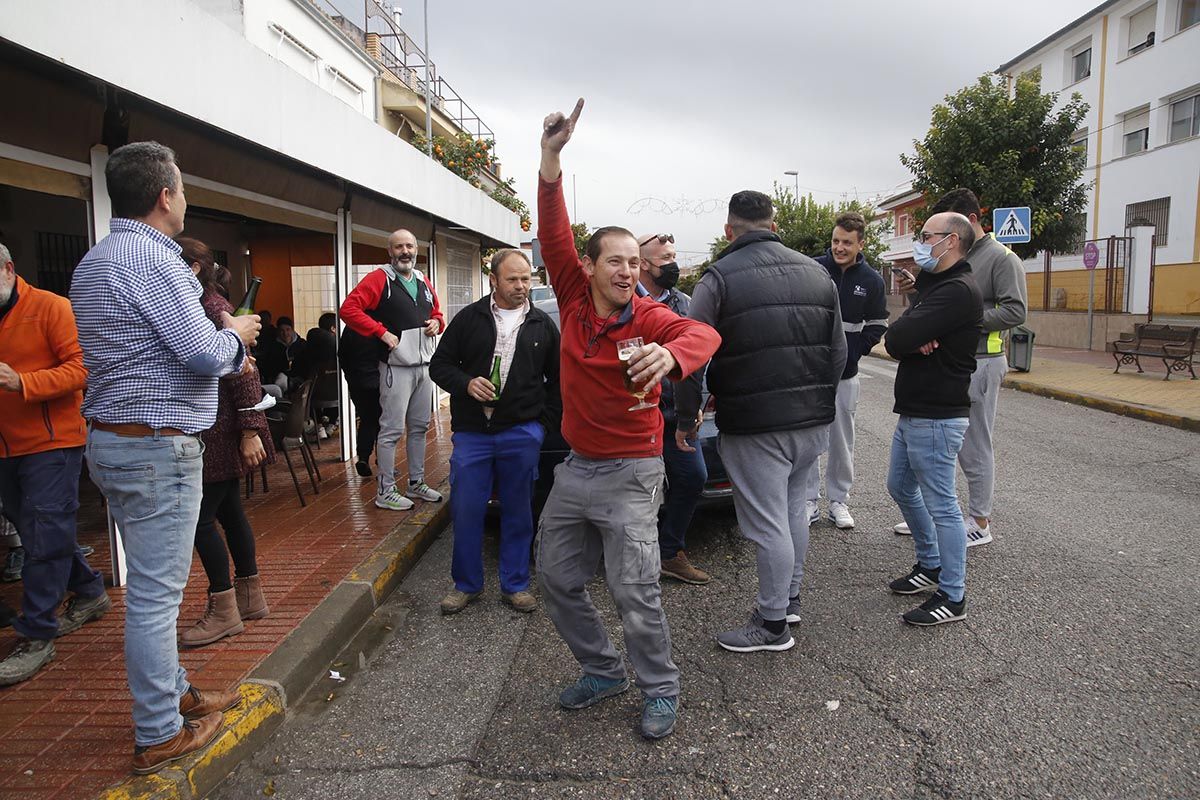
422, 0, 432, 158
783, 170, 799, 199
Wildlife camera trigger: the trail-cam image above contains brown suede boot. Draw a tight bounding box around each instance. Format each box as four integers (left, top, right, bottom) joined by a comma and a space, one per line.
180, 589, 244, 647
233, 575, 269, 620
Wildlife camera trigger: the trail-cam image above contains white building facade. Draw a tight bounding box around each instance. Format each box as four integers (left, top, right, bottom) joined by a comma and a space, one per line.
997, 0, 1200, 321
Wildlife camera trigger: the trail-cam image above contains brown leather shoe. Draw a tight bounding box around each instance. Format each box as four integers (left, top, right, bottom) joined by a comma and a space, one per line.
179, 685, 241, 720
500, 590, 537, 613
131, 711, 223, 775
439, 589, 481, 615
660, 551, 711, 585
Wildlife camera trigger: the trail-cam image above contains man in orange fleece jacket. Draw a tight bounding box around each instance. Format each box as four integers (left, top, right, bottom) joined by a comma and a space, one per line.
0, 244, 110, 686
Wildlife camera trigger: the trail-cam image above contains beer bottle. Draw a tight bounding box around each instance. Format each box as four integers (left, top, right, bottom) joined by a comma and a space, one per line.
485, 355, 502, 405
233, 277, 263, 317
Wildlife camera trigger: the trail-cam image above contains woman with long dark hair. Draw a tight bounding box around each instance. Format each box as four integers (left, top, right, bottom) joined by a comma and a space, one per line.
177, 237, 273, 646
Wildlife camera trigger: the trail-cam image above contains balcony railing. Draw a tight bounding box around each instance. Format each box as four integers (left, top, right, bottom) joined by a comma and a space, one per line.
307, 0, 497, 154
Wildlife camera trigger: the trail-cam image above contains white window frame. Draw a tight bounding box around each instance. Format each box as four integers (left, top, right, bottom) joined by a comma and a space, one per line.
1124, 3, 1158, 57
1065, 38, 1092, 86
1177, 0, 1200, 33
1121, 107, 1152, 155
1167, 91, 1200, 142
1071, 128, 1090, 166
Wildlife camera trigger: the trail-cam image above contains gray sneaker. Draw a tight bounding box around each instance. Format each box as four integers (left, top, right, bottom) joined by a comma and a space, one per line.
558, 674, 630, 710
0, 638, 55, 686
2, 547, 24, 582
785, 595, 802, 625
406, 481, 443, 502
716, 610, 795, 653
57, 592, 113, 637
641, 695, 678, 740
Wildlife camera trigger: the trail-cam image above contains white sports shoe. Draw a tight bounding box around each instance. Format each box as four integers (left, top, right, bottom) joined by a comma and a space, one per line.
375, 488, 414, 511
828, 501, 855, 529
805, 500, 819, 526
406, 481, 444, 502
893, 522, 911, 535
965, 517, 993, 547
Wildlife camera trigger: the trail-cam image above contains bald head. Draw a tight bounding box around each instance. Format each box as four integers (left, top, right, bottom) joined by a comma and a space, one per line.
637, 233, 678, 293
387, 229, 418, 275
919, 212, 975, 272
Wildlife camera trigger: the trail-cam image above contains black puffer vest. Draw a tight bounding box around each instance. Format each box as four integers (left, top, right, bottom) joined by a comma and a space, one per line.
705, 231, 839, 433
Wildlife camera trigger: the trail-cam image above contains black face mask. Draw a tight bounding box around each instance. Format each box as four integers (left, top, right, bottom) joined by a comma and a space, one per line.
655, 261, 680, 290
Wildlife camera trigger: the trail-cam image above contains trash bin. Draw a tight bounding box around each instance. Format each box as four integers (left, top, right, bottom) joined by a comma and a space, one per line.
1008, 325, 1034, 372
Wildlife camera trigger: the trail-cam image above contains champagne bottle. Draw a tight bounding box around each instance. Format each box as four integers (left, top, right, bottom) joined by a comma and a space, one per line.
233, 277, 263, 317
485, 355, 502, 405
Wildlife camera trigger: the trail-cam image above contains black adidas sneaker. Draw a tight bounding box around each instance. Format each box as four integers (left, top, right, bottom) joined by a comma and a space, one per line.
888, 563, 940, 595
902, 591, 966, 626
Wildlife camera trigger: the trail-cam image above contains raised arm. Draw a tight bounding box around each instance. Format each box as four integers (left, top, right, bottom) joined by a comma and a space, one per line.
537, 99, 587, 308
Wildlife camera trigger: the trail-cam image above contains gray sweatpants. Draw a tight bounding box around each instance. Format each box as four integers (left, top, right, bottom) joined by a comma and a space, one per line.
720, 425, 829, 621
959, 355, 1007, 520
537, 454, 680, 699
804, 376, 860, 504
376, 363, 433, 494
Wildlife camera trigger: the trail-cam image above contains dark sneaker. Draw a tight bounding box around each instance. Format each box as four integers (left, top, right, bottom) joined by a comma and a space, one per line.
355, 460, 373, 478
902, 590, 966, 626
888, 563, 940, 595
558, 674, 630, 710
785, 595, 802, 625
56, 592, 113, 637
2, 547, 24, 582
641, 695, 678, 740
715, 610, 794, 653
0, 638, 55, 686
0, 600, 16, 628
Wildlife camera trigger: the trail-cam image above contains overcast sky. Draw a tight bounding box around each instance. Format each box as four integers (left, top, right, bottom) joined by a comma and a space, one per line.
344, 0, 1100, 263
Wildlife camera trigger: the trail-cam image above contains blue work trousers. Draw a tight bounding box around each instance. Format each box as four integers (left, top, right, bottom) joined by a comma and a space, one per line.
0, 446, 104, 640
448, 421, 544, 594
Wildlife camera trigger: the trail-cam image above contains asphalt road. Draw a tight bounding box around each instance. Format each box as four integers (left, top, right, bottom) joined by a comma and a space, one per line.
215, 358, 1199, 799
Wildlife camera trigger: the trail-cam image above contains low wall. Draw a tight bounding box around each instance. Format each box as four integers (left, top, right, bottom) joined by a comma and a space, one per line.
1024, 310, 1147, 350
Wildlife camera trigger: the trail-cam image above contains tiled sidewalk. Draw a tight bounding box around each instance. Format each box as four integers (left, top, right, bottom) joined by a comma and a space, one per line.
0, 411, 452, 800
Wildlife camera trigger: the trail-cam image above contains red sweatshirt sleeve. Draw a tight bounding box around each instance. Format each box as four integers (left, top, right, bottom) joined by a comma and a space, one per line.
537, 175, 586, 308
340, 270, 388, 339
423, 273, 445, 333
635, 299, 721, 381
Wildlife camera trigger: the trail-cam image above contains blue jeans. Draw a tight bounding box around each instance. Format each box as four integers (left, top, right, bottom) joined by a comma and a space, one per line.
448, 421, 544, 594
86, 429, 204, 747
658, 417, 707, 560
886, 416, 969, 603
0, 447, 104, 640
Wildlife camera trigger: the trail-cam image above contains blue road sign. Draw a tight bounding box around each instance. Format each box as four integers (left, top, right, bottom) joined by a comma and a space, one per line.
993, 206, 1031, 244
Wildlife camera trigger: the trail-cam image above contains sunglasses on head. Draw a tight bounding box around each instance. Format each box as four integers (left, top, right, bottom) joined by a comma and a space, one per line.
638, 233, 674, 247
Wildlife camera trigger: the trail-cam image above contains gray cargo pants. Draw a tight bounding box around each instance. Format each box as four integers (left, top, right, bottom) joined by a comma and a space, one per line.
537, 453, 680, 699
720, 425, 829, 620
959, 354, 1007, 520
805, 376, 860, 504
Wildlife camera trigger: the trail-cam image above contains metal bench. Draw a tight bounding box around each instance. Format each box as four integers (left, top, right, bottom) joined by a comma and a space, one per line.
1111, 324, 1198, 381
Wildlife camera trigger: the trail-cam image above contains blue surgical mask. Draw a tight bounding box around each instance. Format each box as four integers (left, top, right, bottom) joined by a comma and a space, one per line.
912, 235, 949, 271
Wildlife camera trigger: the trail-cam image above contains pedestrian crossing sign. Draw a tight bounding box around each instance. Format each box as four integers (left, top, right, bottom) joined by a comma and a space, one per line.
993, 206, 1031, 244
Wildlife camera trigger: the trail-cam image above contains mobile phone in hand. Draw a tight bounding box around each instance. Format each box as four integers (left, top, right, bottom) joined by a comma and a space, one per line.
895, 267, 915, 283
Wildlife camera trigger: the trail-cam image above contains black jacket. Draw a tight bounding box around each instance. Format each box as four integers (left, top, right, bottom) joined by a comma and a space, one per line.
695, 230, 846, 434
884, 260, 983, 418
429, 296, 561, 434
815, 252, 888, 380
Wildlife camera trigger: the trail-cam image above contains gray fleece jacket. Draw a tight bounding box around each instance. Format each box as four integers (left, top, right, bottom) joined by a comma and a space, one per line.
967, 233, 1027, 357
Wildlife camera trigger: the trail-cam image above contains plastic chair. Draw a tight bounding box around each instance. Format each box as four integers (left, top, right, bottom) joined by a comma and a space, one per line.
269, 379, 322, 506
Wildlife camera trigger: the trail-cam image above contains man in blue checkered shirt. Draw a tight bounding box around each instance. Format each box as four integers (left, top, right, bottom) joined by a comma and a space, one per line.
70, 141, 261, 775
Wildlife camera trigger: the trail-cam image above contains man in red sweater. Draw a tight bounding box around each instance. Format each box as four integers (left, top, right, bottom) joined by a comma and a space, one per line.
340, 230, 445, 510
535, 99, 720, 740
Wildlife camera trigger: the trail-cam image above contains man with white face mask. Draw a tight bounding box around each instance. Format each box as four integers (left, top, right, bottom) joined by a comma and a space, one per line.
882, 212, 982, 627
341, 229, 446, 510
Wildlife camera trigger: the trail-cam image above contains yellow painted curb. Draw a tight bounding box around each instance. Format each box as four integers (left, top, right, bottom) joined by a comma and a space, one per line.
97, 682, 285, 800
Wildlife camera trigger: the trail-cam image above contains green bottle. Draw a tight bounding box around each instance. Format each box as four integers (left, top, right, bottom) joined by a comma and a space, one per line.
233, 277, 262, 317
486, 355, 502, 405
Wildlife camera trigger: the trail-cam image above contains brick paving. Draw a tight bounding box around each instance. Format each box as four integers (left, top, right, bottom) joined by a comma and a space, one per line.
0, 410, 452, 800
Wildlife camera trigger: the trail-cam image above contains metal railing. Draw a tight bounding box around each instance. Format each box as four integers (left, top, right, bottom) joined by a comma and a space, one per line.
1039, 236, 1131, 314
305, 0, 496, 154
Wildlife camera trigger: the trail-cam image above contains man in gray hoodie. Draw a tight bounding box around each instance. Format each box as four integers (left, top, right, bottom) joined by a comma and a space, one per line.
894, 188, 1026, 547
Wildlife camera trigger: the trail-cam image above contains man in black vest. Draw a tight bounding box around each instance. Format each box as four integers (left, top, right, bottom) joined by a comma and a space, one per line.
676, 190, 846, 653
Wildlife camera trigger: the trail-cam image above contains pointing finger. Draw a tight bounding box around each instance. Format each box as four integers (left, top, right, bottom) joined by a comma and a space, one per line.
568, 97, 585, 124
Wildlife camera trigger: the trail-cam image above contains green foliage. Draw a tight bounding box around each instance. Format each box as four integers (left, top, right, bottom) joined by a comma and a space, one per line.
899, 72, 1090, 259
571, 222, 592, 260
676, 265, 707, 295
489, 180, 531, 232
706, 186, 888, 266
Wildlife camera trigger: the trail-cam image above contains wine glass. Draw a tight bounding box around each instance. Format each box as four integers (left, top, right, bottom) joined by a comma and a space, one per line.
617, 337, 656, 411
